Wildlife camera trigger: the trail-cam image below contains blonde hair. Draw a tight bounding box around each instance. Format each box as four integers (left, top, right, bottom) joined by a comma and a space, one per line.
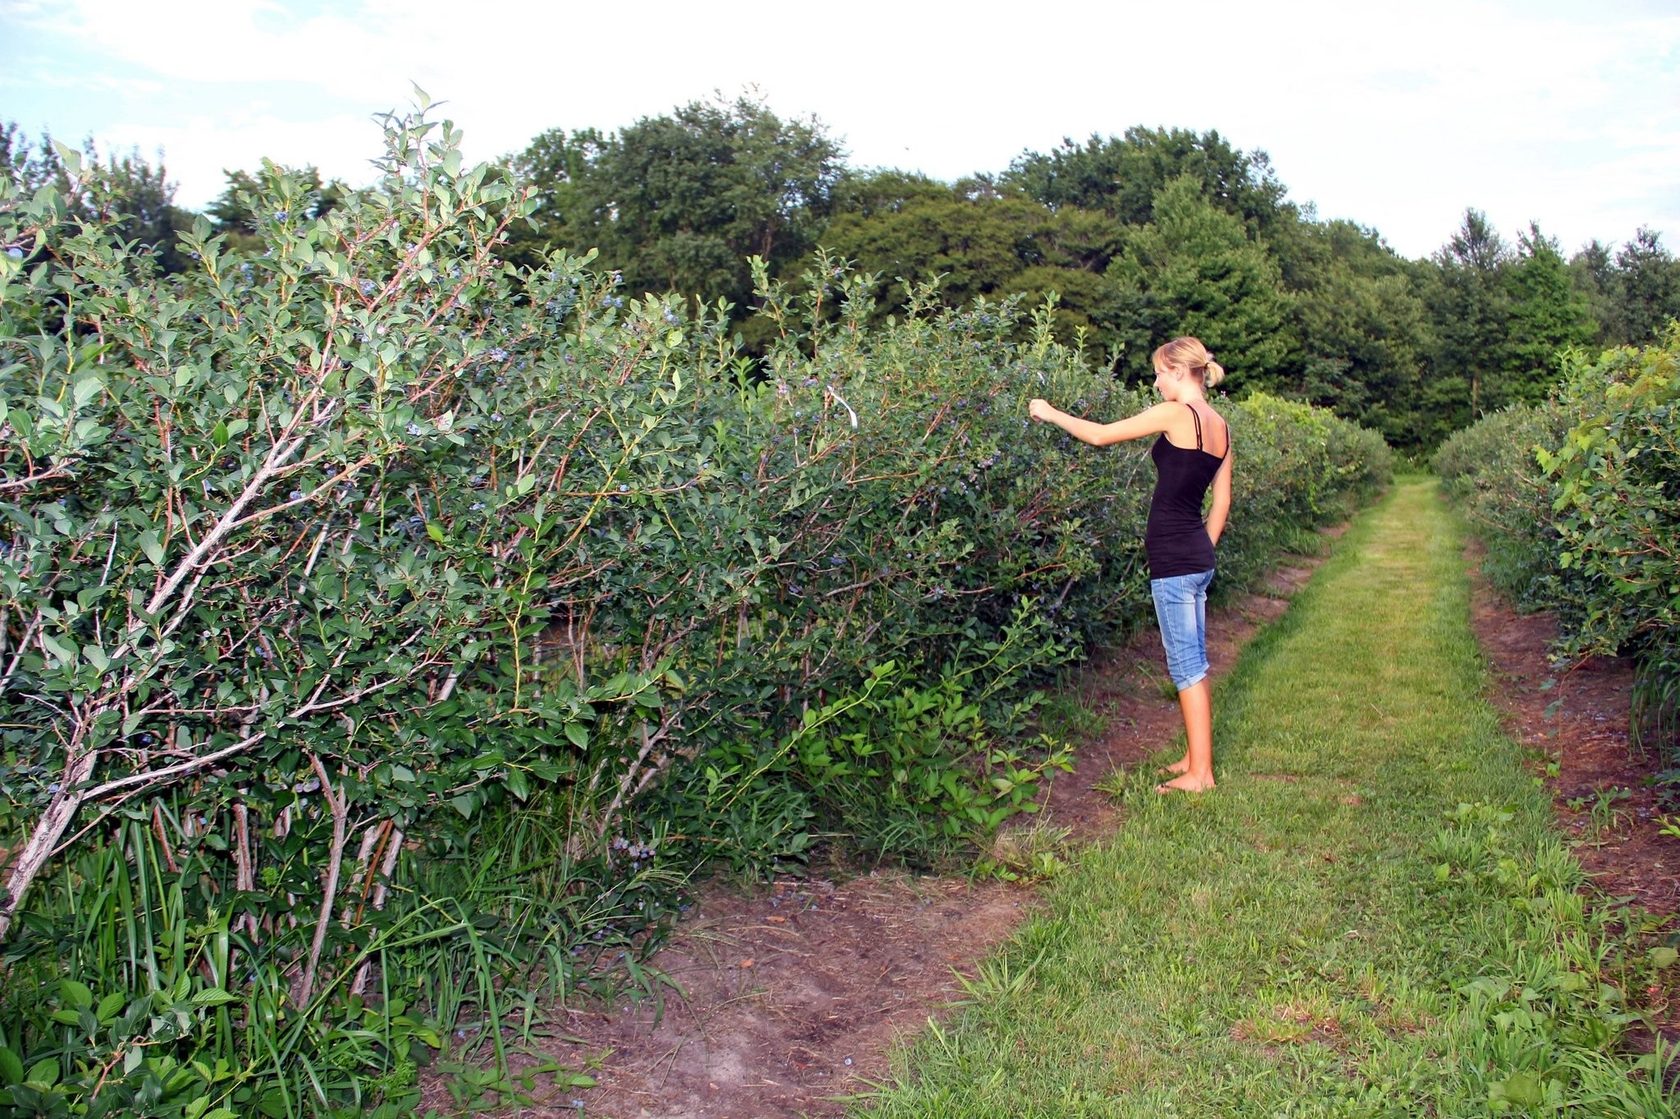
1153, 336, 1225, 389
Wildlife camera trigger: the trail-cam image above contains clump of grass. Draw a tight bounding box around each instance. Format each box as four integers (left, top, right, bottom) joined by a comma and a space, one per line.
978, 821, 1073, 883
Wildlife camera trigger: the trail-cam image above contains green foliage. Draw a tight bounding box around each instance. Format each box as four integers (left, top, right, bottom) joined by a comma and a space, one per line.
1505, 225, 1598, 404
508, 93, 843, 338
204, 165, 347, 255
1611, 228, 1680, 346
818, 172, 1123, 346
0, 99, 1392, 1114
1003, 126, 1290, 234
1425, 208, 1514, 436
0, 101, 680, 1114
1541, 333, 1679, 684
1434, 401, 1572, 606
1437, 328, 1679, 782
1, 120, 195, 276
1217, 391, 1393, 591
1428, 802, 1675, 1116
1105, 176, 1296, 386
1273, 219, 1433, 447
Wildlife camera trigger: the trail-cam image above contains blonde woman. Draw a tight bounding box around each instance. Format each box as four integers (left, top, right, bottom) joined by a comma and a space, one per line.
1029, 336, 1232, 793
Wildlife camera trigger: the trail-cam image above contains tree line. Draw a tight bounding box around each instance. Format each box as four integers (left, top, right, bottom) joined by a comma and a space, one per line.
6, 95, 1677, 450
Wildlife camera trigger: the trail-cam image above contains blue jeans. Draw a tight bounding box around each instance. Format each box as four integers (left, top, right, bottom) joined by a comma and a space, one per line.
1151, 569, 1214, 691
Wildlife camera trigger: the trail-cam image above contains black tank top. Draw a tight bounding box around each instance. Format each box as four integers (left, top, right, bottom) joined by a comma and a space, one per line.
1143, 404, 1226, 579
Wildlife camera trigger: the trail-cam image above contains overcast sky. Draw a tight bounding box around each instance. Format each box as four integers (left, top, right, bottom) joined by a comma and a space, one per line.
3, 0, 1677, 261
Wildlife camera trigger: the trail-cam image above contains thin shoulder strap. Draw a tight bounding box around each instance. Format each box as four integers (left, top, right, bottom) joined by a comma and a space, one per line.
1184, 402, 1203, 450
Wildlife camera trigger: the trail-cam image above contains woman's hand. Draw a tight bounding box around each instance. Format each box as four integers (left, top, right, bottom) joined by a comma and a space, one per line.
1028, 398, 1056, 423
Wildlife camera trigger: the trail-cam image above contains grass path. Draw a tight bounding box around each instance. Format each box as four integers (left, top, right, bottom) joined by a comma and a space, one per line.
853, 478, 1674, 1118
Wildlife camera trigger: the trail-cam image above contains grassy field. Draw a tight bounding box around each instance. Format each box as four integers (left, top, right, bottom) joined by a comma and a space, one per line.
853, 478, 1676, 1118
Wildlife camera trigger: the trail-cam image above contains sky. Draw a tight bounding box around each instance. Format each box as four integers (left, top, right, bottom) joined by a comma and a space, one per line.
2, 0, 1677, 262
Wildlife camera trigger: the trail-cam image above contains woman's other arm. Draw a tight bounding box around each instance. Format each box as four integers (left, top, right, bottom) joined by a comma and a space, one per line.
1205, 449, 1234, 546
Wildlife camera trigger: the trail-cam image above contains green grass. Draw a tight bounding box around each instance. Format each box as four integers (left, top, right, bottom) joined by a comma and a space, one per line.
852, 479, 1677, 1118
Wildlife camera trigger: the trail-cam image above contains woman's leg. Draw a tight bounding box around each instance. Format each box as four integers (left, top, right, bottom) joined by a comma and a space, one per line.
1152, 569, 1215, 792
1158, 678, 1215, 792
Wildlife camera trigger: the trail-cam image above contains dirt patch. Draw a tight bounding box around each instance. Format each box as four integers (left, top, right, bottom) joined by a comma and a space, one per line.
449, 552, 1328, 1119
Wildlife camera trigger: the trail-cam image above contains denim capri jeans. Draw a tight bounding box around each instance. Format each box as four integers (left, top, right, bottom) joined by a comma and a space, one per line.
1150, 568, 1215, 691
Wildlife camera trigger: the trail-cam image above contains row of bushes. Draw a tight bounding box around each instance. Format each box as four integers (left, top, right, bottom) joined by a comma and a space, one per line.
1435, 326, 1679, 768
0, 109, 1391, 1116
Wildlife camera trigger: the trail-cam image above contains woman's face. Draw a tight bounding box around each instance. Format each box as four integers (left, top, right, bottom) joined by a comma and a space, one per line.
1153, 363, 1178, 399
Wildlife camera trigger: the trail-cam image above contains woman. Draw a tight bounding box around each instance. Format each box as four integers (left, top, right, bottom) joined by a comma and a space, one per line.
1028, 336, 1232, 794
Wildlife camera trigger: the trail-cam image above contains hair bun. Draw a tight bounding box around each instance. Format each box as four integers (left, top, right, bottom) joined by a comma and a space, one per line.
1203, 359, 1226, 389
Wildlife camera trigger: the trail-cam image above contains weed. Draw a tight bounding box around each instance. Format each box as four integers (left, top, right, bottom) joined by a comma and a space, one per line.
977, 821, 1072, 883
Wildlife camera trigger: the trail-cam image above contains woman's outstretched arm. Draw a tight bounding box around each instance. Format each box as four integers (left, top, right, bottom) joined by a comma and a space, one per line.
1028, 399, 1180, 446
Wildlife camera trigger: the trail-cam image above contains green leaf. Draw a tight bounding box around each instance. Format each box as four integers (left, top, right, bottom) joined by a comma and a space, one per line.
1495, 1070, 1543, 1107
191, 988, 238, 1007
505, 768, 529, 801
40, 633, 76, 668
96, 992, 126, 1024
564, 722, 590, 749
1650, 946, 1678, 969
140, 530, 165, 566
0, 1046, 22, 1087
212, 420, 229, 447
24, 1057, 60, 1087
84, 644, 109, 672
72, 377, 103, 408
425, 521, 445, 544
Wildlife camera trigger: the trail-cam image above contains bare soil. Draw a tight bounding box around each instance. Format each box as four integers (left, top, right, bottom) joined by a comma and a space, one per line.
447, 530, 1678, 1117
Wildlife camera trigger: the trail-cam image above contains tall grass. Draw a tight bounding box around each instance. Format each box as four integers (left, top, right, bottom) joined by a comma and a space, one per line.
853, 479, 1677, 1117
0, 796, 683, 1117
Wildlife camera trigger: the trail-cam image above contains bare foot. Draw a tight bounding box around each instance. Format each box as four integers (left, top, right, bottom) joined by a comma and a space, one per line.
1155, 773, 1215, 794
1160, 757, 1191, 776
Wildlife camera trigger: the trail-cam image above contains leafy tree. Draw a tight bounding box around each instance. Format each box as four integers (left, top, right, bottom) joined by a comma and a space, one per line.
1569, 238, 1621, 347
511, 95, 844, 328
0, 121, 61, 188
821, 175, 1116, 329
1614, 227, 1680, 345
1504, 223, 1597, 404
1105, 174, 1295, 385
829, 167, 955, 217
500, 124, 610, 268
1005, 126, 1292, 234
1426, 209, 1512, 429
1275, 219, 1432, 446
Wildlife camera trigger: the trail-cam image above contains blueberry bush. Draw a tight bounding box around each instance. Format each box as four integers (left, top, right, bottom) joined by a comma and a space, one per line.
1436, 327, 1679, 774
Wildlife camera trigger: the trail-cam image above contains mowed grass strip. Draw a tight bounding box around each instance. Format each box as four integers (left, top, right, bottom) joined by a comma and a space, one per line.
854, 479, 1676, 1118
